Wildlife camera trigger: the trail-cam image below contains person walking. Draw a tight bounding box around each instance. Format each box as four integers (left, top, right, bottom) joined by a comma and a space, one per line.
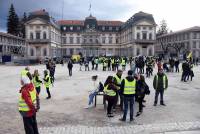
19, 76, 40, 134
43, 70, 51, 99
104, 76, 118, 117
153, 69, 168, 106
119, 70, 136, 122
33, 70, 42, 95
67, 60, 73, 76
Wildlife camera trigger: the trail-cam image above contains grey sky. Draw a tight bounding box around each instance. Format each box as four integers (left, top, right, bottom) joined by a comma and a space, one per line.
0, 0, 200, 32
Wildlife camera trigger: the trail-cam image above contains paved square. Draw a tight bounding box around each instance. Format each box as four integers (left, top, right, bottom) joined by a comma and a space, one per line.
0, 64, 200, 134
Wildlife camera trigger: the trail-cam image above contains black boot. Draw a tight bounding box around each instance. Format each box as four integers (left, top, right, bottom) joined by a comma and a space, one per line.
154, 101, 157, 106
160, 101, 166, 106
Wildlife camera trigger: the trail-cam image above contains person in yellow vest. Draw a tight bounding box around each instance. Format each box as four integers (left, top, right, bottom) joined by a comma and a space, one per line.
121, 58, 126, 71
104, 76, 118, 117
43, 70, 51, 99
153, 69, 168, 106
21, 66, 32, 81
33, 70, 43, 95
113, 70, 123, 110
19, 76, 40, 134
111, 58, 115, 71
119, 70, 136, 122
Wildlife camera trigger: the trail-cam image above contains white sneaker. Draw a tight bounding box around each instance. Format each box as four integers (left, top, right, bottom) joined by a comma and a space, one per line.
84, 105, 93, 109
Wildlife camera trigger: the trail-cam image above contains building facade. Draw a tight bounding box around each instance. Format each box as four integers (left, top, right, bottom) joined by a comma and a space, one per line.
25, 9, 157, 59
0, 32, 26, 62
156, 26, 200, 58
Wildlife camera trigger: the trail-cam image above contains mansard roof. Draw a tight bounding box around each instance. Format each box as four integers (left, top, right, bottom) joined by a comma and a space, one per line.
57, 20, 84, 26
28, 9, 50, 21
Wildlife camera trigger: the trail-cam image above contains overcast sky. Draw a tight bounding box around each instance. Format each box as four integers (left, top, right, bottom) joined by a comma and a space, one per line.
0, 0, 200, 32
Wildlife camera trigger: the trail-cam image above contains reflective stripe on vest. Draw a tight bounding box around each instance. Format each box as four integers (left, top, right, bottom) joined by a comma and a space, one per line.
156, 75, 167, 89
44, 75, 51, 87
123, 79, 136, 95
114, 75, 121, 86
104, 85, 116, 96
18, 89, 37, 111
33, 76, 41, 88
111, 59, 115, 64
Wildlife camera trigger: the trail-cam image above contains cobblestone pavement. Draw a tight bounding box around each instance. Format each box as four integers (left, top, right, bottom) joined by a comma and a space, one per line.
39, 121, 200, 134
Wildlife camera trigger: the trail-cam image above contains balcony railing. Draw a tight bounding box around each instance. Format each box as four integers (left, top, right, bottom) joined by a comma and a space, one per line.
27, 39, 50, 43
134, 39, 156, 44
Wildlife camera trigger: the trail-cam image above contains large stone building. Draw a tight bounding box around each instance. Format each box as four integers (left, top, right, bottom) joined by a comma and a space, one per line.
156, 26, 200, 58
25, 9, 157, 59
0, 32, 26, 62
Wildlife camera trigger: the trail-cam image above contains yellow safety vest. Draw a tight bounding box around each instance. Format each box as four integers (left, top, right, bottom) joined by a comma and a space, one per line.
114, 75, 121, 86
155, 75, 167, 90
33, 76, 41, 88
123, 79, 136, 95
121, 59, 126, 66
104, 85, 116, 96
44, 75, 51, 88
21, 70, 28, 77
18, 89, 37, 111
111, 59, 115, 64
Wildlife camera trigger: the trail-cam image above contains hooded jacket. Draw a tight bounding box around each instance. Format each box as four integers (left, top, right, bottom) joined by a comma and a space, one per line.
120, 76, 137, 97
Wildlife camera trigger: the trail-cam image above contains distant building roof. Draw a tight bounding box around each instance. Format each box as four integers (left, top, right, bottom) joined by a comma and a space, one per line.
57, 20, 84, 26
158, 26, 200, 37
97, 21, 124, 26
0, 32, 25, 40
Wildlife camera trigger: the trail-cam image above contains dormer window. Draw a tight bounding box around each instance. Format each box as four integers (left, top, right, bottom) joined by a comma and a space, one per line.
63, 26, 66, 30
70, 26, 73, 31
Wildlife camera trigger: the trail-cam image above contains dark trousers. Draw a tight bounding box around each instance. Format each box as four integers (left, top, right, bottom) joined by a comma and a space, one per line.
46, 87, 51, 97
112, 64, 115, 71
35, 87, 41, 95
22, 114, 39, 134
122, 96, 134, 120
105, 95, 117, 114
68, 69, 72, 76
154, 90, 164, 104
175, 66, 179, 72
138, 95, 144, 112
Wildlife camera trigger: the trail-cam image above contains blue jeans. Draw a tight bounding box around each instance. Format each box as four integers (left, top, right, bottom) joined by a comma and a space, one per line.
88, 91, 98, 105
122, 96, 135, 120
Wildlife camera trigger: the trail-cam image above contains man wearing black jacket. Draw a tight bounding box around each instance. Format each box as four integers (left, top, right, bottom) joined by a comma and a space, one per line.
119, 70, 137, 122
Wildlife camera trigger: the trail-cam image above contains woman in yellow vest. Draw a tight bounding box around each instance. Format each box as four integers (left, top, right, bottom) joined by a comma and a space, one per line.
43, 70, 51, 99
33, 70, 42, 95
104, 76, 118, 117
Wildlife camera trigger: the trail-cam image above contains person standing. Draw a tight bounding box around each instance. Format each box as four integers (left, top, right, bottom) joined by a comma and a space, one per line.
67, 60, 73, 76
33, 70, 42, 95
136, 75, 150, 117
43, 70, 51, 99
19, 76, 40, 134
104, 76, 118, 117
153, 69, 168, 106
113, 70, 123, 110
21, 66, 32, 81
174, 58, 180, 73
119, 70, 136, 122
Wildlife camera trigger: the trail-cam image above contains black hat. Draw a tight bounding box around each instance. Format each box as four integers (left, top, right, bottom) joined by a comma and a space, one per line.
128, 70, 133, 76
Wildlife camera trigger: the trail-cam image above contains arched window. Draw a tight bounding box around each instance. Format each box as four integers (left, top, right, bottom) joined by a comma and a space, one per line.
43, 48, 47, 56
30, 32, 33, 39
30, 48, 34, 56
43, 32, 47, 39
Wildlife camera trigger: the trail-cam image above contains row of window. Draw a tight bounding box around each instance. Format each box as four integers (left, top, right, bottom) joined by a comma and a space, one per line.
136, 26, 153, 30
62, 26, 120, 31
29, 25, 47, 29
136, 33, 153, 40
0, 36, 25, 45
62, 37, 119, 44
192, 41, 200, 49
30, 48, 47, 57
30, 31, 47, 40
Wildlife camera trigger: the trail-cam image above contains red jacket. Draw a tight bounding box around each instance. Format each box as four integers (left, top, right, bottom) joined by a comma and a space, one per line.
19, 83, 38, 117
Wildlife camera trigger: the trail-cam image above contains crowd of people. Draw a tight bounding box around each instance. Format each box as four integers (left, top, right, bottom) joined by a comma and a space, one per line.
18, 55, 198, 133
